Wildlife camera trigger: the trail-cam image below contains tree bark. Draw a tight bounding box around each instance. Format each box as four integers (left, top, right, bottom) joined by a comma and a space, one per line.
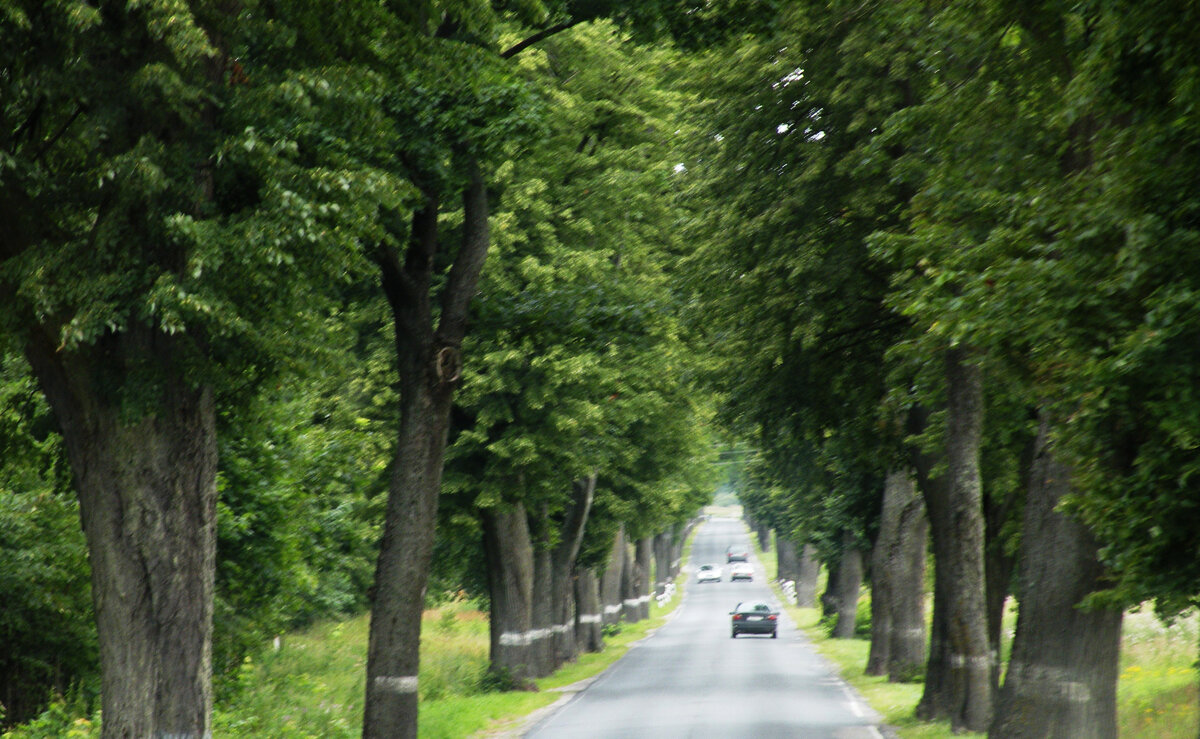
991, 415, 1122, 738
548, 476, 595, 669
821, 551, 842, 619
26, 328, 217, 739
913, 349, 993, 732
796, 543, 820, 607
776, 534, 800, 585
574, 568, 603, 653
599, 525, 626, 626
530, 529, 555, 676
364, 159, 491, 739
652, 531, 672, 595
868, 469, 929, 677
670, 522, 686, 579
632, 537, 653, 620
888, 471, 928, 682
832, 531, 864, 639
481, 505, 536, 682
756, 523, 771, 552
867, 482, 894, 676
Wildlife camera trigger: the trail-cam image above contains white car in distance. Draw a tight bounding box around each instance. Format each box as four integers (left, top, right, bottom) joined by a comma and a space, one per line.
696, 564, 722, 583
729, 562, 754, 582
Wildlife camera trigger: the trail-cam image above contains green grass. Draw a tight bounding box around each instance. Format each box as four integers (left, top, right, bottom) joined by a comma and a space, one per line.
1118, 610, 1198, 738
209, 526, 701, 739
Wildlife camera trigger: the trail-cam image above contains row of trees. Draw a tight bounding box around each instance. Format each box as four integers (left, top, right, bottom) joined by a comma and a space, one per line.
693, 1, 1200, 736
1, 1, 718, 736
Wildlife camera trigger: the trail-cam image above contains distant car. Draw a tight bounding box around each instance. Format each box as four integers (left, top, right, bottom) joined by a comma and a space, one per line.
730, 601, 778, 638
696, 564, 722, 583
729, 562, 754, 581
726, 545, 749, 563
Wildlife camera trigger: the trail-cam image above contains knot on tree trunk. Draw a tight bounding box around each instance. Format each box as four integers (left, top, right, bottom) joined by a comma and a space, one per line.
434, 345, 461, 385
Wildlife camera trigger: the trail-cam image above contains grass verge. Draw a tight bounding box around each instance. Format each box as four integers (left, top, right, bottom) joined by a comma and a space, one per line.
210, 522, 702, 739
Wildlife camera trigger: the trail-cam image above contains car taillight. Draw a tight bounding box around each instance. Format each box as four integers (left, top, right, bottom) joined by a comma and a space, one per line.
732, 614, 742, 620
768, 615, 777, 621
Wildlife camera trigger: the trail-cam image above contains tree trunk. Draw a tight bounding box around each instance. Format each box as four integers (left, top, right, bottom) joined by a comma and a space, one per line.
574, 568, 603, 653
796, 543, 820, 607
821, 551, 842, 619
653, 531, 672, 595
530, 533, 555, 677
776, 534, 800, 585
832, 531, 863, 639
869, 469, 928, 678
548, 476, 595, 669
481, 505, 536, 682
364, 159, 492, 739
913, 349, 993, 732
600, 525, 626, 626
888, 471, 928, 683
632, 537, 653, 620
670, 522, 686, 579
991, 415, 1122, 738
867, 482, 894, 676
756, 523, 771, 552
26, 329, 217, 739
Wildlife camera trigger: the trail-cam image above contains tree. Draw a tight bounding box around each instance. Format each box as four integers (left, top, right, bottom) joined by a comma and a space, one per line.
1, 2, 397, 733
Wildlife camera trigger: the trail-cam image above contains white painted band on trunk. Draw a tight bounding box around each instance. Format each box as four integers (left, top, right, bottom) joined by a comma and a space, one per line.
579, 613, 601, 624
374, 675, 419, 694
603, 603, 623, 615
949, 654, 993, 669
498, 623, 574, 646
622, 595, 651, 606
1007, 661, 1094, 703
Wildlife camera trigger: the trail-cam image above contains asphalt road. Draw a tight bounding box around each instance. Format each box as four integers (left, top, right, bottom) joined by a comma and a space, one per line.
524, 516, 886, 739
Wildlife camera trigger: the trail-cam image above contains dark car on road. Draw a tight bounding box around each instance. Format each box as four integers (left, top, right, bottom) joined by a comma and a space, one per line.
730, 601, 778, 638
725, 545, 749, 563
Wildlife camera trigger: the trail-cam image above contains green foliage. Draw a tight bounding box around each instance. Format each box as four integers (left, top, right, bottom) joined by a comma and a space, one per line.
442, 21, 716, 553
0, 354, 97, 727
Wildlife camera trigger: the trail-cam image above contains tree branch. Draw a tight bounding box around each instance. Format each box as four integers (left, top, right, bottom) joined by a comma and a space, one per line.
437, 156, 489, 344
501, 20, 582, 59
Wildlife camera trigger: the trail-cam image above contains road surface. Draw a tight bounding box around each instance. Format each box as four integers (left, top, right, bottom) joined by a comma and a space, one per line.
524, 516, 886, 738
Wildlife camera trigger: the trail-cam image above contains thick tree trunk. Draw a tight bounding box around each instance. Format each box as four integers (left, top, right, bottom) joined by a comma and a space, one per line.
776, 534, 800, 585
26, 329, 217, 739
600, 525, 626, 626
796, 543, 820, 607
913, 350, 993, 732
888, 471, 928, 682
574, 568, 603, 653
868, 469, 929, 678
481, 505, 536, 682
364, 159, 492, 739
991, 416, 1122, 738
832, 531, 864, 639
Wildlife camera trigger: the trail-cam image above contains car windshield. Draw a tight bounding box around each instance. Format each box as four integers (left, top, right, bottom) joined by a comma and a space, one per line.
699, 565, 713, 571
736, 603, 770, 613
